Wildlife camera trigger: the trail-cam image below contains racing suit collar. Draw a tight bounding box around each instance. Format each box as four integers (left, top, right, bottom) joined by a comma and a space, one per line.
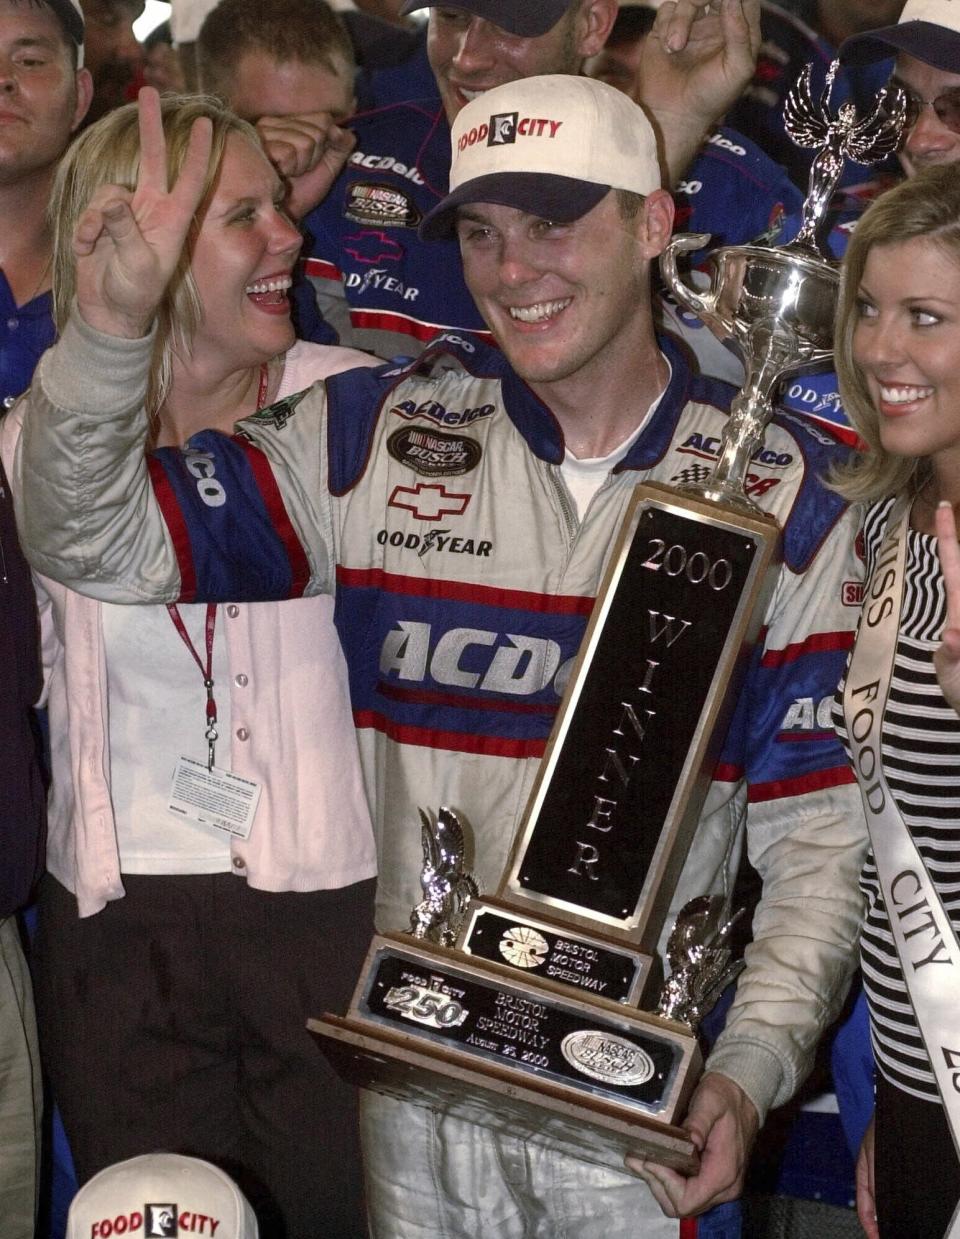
409, 330, 695, 467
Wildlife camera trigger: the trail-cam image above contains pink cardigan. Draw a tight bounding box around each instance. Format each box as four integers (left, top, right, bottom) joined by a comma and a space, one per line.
5, 341, 378, 916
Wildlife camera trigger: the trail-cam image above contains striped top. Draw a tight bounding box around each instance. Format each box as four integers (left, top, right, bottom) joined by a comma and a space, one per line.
834, 494, 960, 1102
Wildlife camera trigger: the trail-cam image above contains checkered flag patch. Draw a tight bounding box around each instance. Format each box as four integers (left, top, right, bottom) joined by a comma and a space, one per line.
671, 464, 712, 487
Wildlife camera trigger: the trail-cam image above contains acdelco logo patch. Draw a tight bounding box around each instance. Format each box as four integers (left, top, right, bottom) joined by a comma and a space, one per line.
390, 398, 495, 429
457, 114, 563, 152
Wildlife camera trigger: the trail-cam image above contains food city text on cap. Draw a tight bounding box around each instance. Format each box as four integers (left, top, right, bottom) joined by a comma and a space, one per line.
65, 1154, 259, 1239
420, 74, 662, 240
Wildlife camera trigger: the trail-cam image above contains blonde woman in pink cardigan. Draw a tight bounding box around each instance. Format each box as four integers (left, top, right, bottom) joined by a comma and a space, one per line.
3, 91, 378, 1239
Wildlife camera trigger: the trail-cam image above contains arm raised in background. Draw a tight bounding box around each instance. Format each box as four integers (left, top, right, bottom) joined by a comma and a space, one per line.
256, 111, 356, 221
639, 0, 761, 185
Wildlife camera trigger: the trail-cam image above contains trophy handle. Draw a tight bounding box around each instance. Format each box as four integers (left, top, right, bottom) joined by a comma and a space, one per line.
659, 232, 717, 320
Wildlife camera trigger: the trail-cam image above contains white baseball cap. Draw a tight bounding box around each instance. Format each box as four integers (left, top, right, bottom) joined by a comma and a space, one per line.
842, 0, 960, 71
420, 74, 661, 240
66, 1154, 259, 1239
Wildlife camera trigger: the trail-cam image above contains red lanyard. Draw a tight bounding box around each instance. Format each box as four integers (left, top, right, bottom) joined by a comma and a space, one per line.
165, 363, 269, 770
256, 361, 269, 410
168, 602, 219, 769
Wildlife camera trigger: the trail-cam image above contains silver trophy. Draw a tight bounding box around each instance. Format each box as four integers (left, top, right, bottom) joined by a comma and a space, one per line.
661, 61, 906, 511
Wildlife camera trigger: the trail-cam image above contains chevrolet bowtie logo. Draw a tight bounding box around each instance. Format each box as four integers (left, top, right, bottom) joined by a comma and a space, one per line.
388, 483, 472, 521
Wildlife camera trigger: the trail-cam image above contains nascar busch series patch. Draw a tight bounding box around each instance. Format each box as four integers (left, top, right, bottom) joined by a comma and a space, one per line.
345, 182, 421, 228
387, 426, 482, 477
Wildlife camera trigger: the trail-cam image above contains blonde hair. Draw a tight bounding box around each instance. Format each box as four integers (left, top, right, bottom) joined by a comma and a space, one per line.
51, 93, 261, 418
833, 163, 960, 502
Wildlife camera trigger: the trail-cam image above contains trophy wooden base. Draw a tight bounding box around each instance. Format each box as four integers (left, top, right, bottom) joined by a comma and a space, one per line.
309, 934, 701, 1174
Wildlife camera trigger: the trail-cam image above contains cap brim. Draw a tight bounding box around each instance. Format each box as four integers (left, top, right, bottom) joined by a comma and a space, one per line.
400, 1, 567, 37
841, 20, 960, 71
419, 173, 610, 240
46, 0, 84, 45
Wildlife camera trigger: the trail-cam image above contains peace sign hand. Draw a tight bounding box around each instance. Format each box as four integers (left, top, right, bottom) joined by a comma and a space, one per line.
73, 87, 213, 340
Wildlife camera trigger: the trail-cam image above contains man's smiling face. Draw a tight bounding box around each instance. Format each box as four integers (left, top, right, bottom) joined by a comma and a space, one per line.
427, 2, 606, 124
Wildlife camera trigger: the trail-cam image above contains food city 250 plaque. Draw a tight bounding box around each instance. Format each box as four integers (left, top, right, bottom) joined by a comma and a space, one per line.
308, 66, 905, 1174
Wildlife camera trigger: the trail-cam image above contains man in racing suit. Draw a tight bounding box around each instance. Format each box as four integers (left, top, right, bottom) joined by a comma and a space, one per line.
16, 77, 867, 1238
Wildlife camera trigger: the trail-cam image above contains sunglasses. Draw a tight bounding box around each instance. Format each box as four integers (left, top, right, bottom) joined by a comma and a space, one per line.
893, 78, 960, 137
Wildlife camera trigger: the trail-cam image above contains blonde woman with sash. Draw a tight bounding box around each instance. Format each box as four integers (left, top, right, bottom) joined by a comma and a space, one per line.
833, 162, 960, 1239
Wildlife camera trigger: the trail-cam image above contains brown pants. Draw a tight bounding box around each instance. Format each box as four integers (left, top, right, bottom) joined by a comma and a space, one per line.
33, 872, 374, 1239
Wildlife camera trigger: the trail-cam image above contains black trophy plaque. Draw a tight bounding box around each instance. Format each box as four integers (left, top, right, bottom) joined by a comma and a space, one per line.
310, 936, 701, 1173
497, 486, 776, 965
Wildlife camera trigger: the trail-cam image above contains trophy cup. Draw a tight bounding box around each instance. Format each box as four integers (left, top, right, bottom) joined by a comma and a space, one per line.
308, 67, 905, 1174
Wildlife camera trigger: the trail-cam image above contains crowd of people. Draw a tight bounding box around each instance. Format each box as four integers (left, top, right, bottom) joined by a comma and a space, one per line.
4, 1, 960, 1237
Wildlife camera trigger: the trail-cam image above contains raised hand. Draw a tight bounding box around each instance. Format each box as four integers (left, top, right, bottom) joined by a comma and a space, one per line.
934, 501, 960, 715
639, 0, 761, 184
73, 86, 213, 339
256, 111, 356, 221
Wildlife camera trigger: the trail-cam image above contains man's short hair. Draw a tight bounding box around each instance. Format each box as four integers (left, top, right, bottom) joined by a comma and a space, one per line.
197, 0, 355, 100
615, 189, 646, 220
400, 0, 573, 37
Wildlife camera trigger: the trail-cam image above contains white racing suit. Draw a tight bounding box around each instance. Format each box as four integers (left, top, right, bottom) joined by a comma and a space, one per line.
16, 318, 868, 1238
